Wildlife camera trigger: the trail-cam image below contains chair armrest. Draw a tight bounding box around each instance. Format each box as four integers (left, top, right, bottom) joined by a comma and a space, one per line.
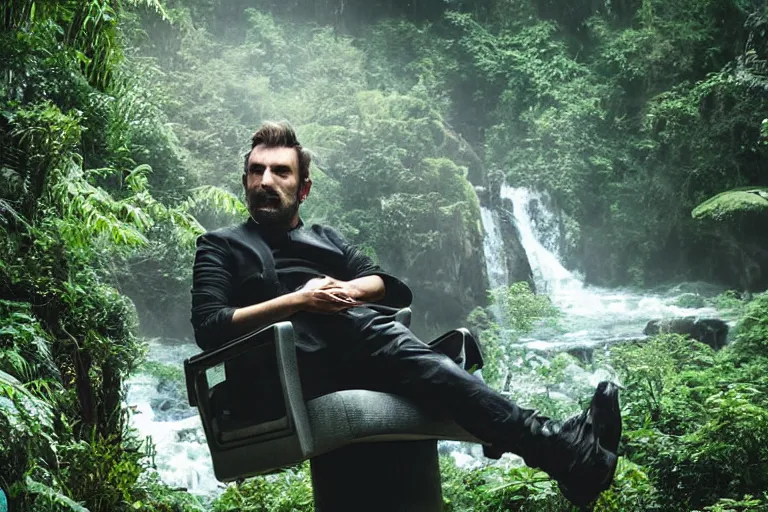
427, 327, 484, 373
395, 307, 412, 327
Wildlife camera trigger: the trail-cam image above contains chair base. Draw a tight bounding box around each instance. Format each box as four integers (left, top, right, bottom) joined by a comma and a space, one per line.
310, 440, 443, 512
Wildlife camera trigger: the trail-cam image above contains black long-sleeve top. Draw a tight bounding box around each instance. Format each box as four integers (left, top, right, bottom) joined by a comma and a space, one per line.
190, 218, 413, 351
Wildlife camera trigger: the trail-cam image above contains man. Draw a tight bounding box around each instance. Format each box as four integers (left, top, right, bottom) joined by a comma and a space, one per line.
191, 121, 621, 508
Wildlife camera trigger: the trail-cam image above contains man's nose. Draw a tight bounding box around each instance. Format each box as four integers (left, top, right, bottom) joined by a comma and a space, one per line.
260, 167, 276, 187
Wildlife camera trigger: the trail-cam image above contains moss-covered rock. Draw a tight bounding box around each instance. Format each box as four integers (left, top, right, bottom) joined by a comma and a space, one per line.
674, 293, 706, 308
691, 187, 768, 222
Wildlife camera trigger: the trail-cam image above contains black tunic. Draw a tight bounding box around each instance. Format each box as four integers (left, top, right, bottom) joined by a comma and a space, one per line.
189, 217, 413, 353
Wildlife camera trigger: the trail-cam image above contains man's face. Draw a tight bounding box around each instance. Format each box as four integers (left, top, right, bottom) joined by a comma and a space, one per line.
243, 145, 304, 228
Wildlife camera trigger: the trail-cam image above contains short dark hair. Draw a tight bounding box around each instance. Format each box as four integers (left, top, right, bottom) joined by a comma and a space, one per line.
243, 121, 311, 182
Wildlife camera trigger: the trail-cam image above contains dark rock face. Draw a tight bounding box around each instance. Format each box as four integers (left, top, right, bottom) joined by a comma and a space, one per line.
643, 317, 729, 350
566, 346, 595, 365
405, 203, 490, 340
644, 317, 696, 336
495, 196, 535, 290
519, 190, 580, 271
150, 379, 197, 422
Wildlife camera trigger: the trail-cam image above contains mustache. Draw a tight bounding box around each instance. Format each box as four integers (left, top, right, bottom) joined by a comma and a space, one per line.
248, 189, 281, 204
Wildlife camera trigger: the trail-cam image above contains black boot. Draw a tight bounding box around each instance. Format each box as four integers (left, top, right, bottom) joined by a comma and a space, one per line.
523, 381, 622, 508
486, 382, 622, 508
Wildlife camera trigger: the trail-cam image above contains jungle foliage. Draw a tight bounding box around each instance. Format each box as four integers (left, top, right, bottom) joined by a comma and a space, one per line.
1, 0, 768, 510
0, 0, 225, 509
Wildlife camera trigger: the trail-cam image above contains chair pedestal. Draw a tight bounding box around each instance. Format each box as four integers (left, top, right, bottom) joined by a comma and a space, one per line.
310, 440, 443, 512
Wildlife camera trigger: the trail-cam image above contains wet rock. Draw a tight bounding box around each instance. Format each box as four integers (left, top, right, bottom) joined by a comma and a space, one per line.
497, 196, 536, 289
150, 379, 197, 422
565, 346, 594, 364
150, 396, 196, 422
176, 427, 205, 444
643, 317, 729, 350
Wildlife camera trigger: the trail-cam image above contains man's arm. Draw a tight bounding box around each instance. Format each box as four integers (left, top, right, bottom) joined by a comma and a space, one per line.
191, 232, 362, 349
231, 285, 363, 334
346, 275, 386, 302
303, 274, 386, 303
230, 293, 305, 335
323, 227, 413, 308
191, 233, 238, 349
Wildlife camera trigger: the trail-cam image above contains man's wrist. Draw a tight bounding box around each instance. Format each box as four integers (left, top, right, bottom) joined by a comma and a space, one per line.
345, 283, 364, 301
288, 290, 309, 311
346, 275, 385, 302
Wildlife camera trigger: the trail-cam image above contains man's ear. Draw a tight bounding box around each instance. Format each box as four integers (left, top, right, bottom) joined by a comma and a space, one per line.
299, 178, 312, 202
242, 173, 247, 189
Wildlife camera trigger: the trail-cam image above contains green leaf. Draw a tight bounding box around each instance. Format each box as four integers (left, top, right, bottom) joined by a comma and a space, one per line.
24, 477, 90, 512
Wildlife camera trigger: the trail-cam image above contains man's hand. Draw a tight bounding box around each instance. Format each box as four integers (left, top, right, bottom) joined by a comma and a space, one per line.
298, 276, 363, 313
301, 276, 363, 299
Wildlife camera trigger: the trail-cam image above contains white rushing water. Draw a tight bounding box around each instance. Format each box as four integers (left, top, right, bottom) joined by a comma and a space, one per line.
125, 340, 221, 497
498, 185, 725, 351
479, 206, 510, 291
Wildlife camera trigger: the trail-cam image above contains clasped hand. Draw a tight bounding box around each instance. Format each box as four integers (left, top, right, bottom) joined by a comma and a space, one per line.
298, 276, 364, 314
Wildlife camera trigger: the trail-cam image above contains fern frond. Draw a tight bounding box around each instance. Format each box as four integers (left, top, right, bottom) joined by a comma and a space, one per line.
184, 185, 248, 217
24, 477, 89, 512
0, 370, 55, 432
50, 161, 150, 248
125, 163, 152, 193
123, 0, 168, 20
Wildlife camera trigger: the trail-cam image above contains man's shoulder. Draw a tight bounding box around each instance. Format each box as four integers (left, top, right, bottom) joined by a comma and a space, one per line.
306, 223, 347, 244
196, 221, 250, 246
306, 223, 344, 236
209, 222, 250, 238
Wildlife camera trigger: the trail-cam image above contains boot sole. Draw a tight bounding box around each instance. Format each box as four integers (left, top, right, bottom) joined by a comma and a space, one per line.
559, 381, 622, 508
593, 381, 622, 453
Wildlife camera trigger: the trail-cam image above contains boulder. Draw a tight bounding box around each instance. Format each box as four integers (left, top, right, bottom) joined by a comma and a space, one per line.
691, 187, 768, 222
643, 317, 729, 350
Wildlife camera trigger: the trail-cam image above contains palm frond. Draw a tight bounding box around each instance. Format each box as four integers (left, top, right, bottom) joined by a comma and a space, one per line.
0, 350, 30, 382
0, 199, 31, 230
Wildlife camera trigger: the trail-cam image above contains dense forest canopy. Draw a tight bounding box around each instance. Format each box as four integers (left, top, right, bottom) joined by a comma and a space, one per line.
1, 0, 768, 510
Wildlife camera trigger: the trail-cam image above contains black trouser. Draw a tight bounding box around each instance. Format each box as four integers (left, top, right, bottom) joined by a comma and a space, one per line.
295, 310, 547, 457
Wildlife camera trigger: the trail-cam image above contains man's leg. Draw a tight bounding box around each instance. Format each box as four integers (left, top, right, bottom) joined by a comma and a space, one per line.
348, 315, 621, 508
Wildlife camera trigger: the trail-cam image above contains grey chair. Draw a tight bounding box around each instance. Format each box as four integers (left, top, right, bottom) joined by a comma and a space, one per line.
184, 308, 485, 511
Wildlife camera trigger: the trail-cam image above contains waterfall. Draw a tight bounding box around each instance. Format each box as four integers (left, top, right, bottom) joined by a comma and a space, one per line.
478, 184, 736, 413
500, 185, 579, 296
125, 341, 221, 497
479, 206, 510, 291
497, 185, 722, 349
